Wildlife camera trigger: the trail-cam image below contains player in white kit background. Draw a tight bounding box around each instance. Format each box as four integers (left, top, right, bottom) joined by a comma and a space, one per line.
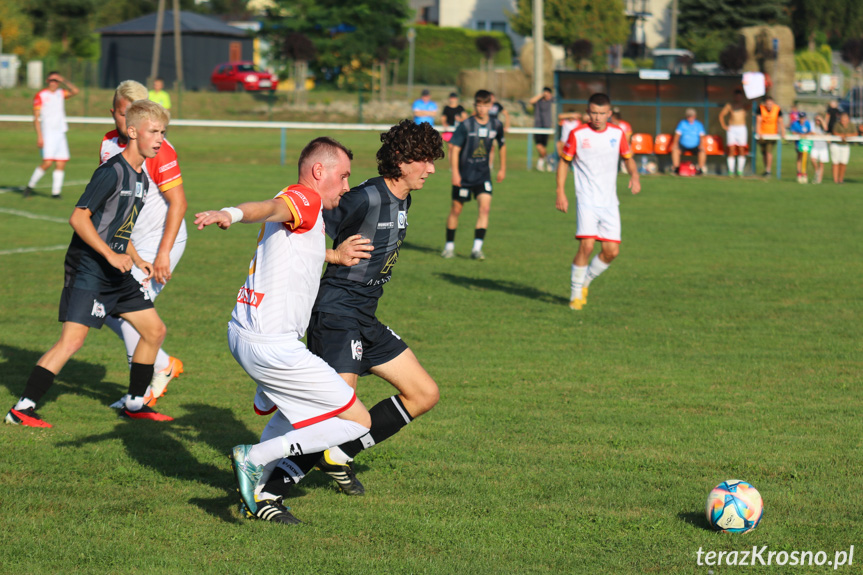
99, 81, 188, 407
25, 72, 79, 199
554, 92, 641, 311
194, 137, 374, 525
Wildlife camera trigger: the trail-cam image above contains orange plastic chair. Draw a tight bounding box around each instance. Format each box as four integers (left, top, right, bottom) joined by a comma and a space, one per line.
654, 134, 672, 155
704, 135, 725, 156
630, 133, 654, 154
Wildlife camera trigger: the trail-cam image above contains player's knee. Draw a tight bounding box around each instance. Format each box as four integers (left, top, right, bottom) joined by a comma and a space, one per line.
604, 247, 620, 261
140, 320, 167, 346
412, 379, 440, 415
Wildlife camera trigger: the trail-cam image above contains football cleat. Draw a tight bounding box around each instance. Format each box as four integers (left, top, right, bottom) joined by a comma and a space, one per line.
5, 407, 52, 428
230, 445, 263, 514
568, 287, 588, 311
470, 249, 485, 261
440, 247, 455, 259
148, 356, 184, 403
22, 186, 34, 198
316, 450, 365, 496
241, 497, 302, 525
119, 405, 174, 421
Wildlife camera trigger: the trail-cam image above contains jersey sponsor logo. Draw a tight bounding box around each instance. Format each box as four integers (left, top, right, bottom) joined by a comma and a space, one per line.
120, 190, 132, 197
377, 221, 395, 230
582, 138, 592, 149
397, 211, 407, 229
91, 299, 106, 318
236, 286, 265, 307
351, 339, 363, 360
291, 190, 310, 206
158, 160, 177, 173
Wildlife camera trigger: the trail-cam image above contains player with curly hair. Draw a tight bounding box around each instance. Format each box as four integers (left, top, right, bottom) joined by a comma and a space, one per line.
254, 120, 445, 500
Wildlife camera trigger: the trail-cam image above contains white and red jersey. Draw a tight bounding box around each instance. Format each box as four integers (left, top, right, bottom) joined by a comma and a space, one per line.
615, 119, 633, 138
33, 89, 68, 133
561, 123, 633, 208
100, 130, 186, 246
231, 185, 326, 337
559, 119, 581, 144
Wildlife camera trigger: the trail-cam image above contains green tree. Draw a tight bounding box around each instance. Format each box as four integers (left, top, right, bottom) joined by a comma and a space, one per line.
264, 0, 409, 88
678, 0, 786, 58
508, 0, 628, 59
787, 0, 863, 48
0, 0, 37, 57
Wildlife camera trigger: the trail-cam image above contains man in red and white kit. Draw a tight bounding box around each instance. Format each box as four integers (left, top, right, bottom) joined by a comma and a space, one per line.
99, 81, 187, 407
195, 137, 374, 526
25, 72, 79, 199
554, 93, 641, 311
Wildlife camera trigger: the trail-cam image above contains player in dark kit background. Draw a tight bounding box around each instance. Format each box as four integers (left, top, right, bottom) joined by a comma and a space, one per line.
441, 89, 506, 260
257, 120, 445, 498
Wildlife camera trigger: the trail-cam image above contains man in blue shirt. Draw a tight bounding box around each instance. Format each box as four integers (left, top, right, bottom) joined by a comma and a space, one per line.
412, 89, 438, 126
789, 111, 813, 183
671, 108, 707, 174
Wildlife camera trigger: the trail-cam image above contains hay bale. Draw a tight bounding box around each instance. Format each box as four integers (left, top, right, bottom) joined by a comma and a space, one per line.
741, 25, 795, 111
519, 39, 556, 89
457, 69, 532, 100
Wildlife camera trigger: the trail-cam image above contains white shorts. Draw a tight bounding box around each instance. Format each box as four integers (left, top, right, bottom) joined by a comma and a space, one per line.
227, 321, 357, 428
42, 130, 70, 161
130, 239, 186, 301
829, 143, 851, 165
576, 204, 621, 243
726, 125, 748, 148
810, 145, 830, 163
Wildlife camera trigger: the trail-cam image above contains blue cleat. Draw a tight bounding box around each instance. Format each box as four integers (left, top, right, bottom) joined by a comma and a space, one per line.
230, 445, 262, 514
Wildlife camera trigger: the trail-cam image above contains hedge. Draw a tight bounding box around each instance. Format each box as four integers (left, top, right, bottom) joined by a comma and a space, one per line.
396, 25, 513, 85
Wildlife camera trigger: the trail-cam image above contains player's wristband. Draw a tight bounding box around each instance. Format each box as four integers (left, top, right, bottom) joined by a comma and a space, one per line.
221, 207, 243, 224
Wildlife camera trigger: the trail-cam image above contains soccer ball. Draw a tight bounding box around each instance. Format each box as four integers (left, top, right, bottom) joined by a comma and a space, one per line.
705, 479, 764, 533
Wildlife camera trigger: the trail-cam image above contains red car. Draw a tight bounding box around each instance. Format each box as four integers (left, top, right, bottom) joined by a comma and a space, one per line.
211, 61, 278, 92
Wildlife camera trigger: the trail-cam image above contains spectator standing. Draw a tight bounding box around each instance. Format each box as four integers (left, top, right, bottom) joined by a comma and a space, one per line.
789, 112, 813, 183
530, 87, 554, 171
825, 100, 841, 133
488, 92, 510, 133
755, 95, 785, 176
412, 89, 438, 126
719, 89, 750, 176
809, 114, 830, 184
830, 112, 856, 184
148, 78, 172, 110
671, 108, 706, 174
440, 92, 468, 145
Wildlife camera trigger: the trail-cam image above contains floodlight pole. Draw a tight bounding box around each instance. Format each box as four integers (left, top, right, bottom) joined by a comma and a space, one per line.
670, 0, 679, 49
532, 0, 544, 96
407, 28, 416, 99
150, 0, 166, 85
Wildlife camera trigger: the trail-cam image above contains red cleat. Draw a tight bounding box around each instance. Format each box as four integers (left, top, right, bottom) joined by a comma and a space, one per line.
5, 407, 53, 428
119, 405, 173, 421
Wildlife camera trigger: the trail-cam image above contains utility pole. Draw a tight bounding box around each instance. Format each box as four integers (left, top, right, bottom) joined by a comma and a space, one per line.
173, 0, 183, 91
532, 0, 544, 96
670, 0, 679, 49
149, 0, 166, 86
407, 28, 416, 99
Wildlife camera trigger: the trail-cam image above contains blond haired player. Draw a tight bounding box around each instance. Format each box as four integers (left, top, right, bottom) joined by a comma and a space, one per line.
719, 89, 750, 176
554, 93, 641, 311
7, 100, 174, 427
196, 137, 375, 525
24, 72, 79, 198
100, 81, 187, 408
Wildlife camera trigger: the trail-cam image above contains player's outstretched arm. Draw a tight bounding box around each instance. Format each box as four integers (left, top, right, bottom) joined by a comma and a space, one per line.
326, 234, 374, 267
195, 198, 294, 230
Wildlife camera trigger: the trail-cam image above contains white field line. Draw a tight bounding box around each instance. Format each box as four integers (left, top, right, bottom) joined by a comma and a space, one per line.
0, 245, 66, 256
0, 208, 68, 224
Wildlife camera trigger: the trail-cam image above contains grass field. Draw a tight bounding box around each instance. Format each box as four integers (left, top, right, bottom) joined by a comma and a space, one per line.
1, 120, 862, 574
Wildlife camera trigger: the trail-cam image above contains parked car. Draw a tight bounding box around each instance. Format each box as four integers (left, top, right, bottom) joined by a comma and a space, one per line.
211, 62, 278, 92
651, 49, 695, 74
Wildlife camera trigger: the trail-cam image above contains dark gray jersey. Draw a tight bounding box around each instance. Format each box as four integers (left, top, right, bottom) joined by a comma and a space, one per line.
451, 116, 505, 187
313, 177, 410, 320
64, 153, 148, 289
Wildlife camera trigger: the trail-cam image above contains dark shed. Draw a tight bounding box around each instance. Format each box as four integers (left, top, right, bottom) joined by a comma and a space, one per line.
99, 11, 253, 91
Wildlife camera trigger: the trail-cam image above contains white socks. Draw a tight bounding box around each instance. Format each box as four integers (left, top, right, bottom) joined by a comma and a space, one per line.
472, 238, 484, 252
52, 170, 64, 196
736, 155, 746, 174
584, 254, 610, 288
28, 167, 45, 188
444, 241, 455, 252
727, 157, 735, 174
571, 265, 587, 301
104, 316, 171, 371
248, 417, 369, 468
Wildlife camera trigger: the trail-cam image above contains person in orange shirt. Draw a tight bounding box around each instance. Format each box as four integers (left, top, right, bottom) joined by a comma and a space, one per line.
756, 95, 786, 176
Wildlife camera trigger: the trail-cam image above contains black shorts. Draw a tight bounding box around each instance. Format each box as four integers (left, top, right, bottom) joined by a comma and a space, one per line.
680, 144, 701, 154
58, 274, 153, 328
534, 134, 549, 146
307, 311, 408, 376
451, 183, 492, 203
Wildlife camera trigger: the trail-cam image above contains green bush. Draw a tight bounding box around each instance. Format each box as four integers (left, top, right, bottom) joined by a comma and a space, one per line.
634, 58, 654, 69
396, 25, 513, 85
819, 44, 833, 70
795, 50, 831, 73
620, 57, 638, 70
